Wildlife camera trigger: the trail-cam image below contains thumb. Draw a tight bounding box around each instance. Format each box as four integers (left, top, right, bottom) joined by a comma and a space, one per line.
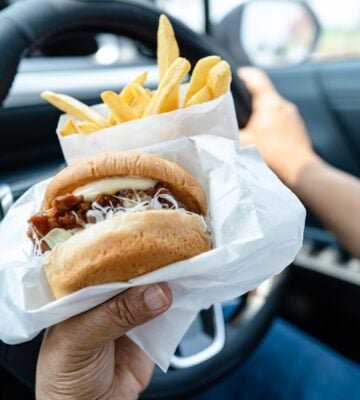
60, 283, 172, 348
238, 67, 280, 101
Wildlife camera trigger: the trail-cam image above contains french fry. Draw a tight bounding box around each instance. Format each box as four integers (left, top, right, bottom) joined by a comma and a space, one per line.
131, 101, 143, 118
77, 121, 99, 134
132, 89, 153, 117
101, 91, 137, 123
207, 60, 231, 98
131, 83, 152, 103
131, 83, 152, 116
184, 86, 212, 107
59, 119, 79, 137
157, 14, 179, 82
145, 88, 153, 97
144, 57, 190, 117
157, 15, 180, 112
184, 56, 221, 104
119, 71, 148, 104
159, 87, 179, 112
107, 114, 117, 126
106, 71, 148, 124
43, 16, 232, 135
41, 91, 108, 129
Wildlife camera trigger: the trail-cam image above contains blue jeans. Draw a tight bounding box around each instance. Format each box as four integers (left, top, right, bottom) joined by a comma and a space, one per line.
191, 318, 360, 400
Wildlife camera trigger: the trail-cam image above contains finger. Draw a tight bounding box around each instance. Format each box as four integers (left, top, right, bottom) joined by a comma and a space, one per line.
60, 283, 172, 348
238, 67, 279, 99
115, 336, 155, 392
238, 131, 254, 146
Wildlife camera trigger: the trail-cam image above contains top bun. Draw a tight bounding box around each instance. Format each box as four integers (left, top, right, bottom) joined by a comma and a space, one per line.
43, 152, 207, 215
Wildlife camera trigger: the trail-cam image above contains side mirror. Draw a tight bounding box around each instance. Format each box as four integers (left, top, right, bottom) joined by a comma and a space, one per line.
215, 0, 321, 67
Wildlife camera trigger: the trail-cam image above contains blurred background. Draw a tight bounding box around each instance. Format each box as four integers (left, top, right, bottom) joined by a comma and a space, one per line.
1, 0, 360, 66
0, 1, 359, 399
159, 0, 360, 62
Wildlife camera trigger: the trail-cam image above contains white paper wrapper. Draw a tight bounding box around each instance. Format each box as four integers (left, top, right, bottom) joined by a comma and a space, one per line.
0, 134, 305, 371
57, 88, 238, 165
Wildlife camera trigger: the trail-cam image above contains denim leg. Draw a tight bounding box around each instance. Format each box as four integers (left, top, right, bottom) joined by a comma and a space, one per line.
190, 318, 360, 400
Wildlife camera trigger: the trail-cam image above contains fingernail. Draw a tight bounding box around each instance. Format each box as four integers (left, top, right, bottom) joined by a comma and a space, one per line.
144, 284, 169, 312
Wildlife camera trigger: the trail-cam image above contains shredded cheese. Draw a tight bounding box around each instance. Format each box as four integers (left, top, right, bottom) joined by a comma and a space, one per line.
31, 188, 209, 257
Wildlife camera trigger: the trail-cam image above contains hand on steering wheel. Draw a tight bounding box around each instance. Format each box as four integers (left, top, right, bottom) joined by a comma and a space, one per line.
239, 67, 317, 187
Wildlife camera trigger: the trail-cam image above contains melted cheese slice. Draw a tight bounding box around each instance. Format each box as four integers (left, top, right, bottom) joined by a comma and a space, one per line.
73, 177, 157, 201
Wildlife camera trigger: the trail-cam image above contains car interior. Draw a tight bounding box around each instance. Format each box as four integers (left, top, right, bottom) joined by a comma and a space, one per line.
0, 0, 359, 399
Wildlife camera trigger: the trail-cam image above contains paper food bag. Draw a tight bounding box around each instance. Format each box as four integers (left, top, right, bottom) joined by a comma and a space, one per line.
0, 86, 305, 371
57, 88, 238, 165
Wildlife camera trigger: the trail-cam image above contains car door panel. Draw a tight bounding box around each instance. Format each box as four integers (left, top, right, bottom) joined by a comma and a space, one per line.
268, 63, 360, 178
317, 60, 360, 156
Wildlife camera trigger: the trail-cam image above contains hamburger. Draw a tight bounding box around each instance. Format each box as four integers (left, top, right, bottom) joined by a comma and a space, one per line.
27, 152, 211, 298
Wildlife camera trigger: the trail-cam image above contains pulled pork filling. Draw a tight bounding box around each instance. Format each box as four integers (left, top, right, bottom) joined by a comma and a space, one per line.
28, 183, 186, 253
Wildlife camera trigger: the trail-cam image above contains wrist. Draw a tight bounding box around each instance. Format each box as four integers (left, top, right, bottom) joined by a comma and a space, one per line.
290, 154, 328, 196
280, 150, 321, 189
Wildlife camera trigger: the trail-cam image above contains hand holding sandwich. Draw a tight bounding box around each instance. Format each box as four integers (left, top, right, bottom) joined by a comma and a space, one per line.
36, 283, 172, 400
30, 152, 209, 398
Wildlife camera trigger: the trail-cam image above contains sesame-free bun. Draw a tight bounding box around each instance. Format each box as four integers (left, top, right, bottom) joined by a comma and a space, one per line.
44, 210, 211, 298
43, 152, 207, 215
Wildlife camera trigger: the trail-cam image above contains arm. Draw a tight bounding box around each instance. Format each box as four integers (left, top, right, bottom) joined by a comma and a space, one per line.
238, 67, 360, 258
294, 160, 360, 257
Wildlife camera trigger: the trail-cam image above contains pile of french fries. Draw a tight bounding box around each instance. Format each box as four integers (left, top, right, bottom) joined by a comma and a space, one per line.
41, 15, 232, 137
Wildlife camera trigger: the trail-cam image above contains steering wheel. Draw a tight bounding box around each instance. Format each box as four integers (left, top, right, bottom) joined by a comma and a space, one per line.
0, 0, 287, 398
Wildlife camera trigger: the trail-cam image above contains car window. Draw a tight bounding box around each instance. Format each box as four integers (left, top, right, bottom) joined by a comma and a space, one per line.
308, 0, 360, 60
155, 0, 205, 33
162, 0, 360, 67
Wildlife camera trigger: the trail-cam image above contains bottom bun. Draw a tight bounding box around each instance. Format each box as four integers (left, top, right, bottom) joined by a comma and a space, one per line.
44, 210, 211, 298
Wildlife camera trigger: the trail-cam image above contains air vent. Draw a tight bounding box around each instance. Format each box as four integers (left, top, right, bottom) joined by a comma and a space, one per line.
296, 240, 360, 285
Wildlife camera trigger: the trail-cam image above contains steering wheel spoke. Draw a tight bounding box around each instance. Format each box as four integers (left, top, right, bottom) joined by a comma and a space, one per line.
0, 183, 13, 220
171, 303, 225, 368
